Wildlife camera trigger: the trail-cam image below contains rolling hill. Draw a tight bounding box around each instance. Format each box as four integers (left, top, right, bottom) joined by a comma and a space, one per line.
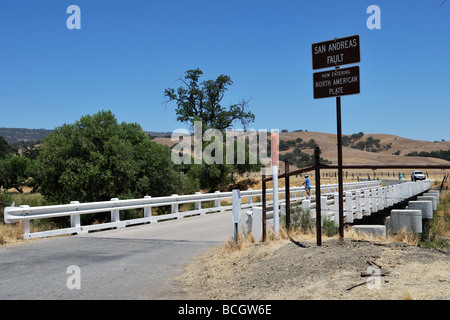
154, 130, 450, 166
1, 127, 449, 171
0, 128, 53, 144
278, 131, 450, 166
0, 127, 172, 145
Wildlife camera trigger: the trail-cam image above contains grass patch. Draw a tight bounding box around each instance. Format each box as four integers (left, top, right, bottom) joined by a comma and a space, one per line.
0, 192, 56, 246
420, 190, 450, 250
11, 193, 48, 207
0, 222, 25, 245
280, 203, 339, 237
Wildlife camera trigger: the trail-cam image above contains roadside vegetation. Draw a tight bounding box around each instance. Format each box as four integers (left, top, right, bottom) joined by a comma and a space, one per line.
421, 190, 450, 250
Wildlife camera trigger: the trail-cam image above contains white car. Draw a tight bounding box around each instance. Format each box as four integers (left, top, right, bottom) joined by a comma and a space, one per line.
411, 170, 426, 181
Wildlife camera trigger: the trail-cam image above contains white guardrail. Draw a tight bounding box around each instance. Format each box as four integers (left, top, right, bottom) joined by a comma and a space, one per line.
280, 180, 432, 224
4, 181, 384, 239
246, 180, 431, 242
4, 180, 430, 239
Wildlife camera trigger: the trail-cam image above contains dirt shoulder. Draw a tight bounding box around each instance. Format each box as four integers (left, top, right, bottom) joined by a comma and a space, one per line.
176, 236, 449, 300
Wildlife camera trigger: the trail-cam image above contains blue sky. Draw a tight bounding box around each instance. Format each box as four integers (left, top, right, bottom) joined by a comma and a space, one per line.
0, 0, 449, 142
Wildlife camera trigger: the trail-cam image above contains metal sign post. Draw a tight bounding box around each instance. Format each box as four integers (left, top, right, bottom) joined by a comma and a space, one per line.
336, 94, 344, 240
314, 147, 322, 246
312, 35, 361, 242
284, 159, 291, 231
271, 131, 280, 237
0, 186, 3, 218
262, 174, 267, 242
232, 189, 241, 245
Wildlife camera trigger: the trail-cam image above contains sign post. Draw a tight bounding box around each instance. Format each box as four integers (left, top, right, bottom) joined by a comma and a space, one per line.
336, 93, 344, 239
314, 147, 322, 246
0, 186, 3, 219
312, 35, 361, 241
232, 189, 241, 245
271, 131, 279, 237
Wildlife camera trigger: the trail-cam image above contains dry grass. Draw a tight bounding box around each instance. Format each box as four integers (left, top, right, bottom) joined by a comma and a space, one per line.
432, 191, 450, 237
222, 222, 420, 253
0, 222, 25, 246
177, 222, 449, 300
223, 225, 327, 255
345, 225, 419, 246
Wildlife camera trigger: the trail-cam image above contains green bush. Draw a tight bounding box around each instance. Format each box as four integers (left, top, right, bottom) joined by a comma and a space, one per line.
281, 203, 338, 237
283, 204, 314, 233
322, 215, 338, 237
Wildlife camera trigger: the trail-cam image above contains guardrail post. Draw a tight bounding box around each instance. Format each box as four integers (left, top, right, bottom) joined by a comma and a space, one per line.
355, 191, 362, 219
334, 193, 340, 226
372, 188, 378, 211
19, 205, 30, 238
232, 189, 241, 244
110, 198, 120, 224
70, 201, 81, 229
143, 196, 153, 221
214, 191, 221, 208
365, 189, 372, 215
171, 194, 179, 217
320, 196, 328, 218
345, 191, 353, 223
386, 186, 392, 206
194, 192, 203, 214
247, 188, 253, 206
383, 187, 388, 208
252, 207, 263, 242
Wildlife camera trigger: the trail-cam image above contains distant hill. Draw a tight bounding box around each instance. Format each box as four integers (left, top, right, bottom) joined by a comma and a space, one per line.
277, 131, 450, 168
0, 127, 172, 145
1, 128, 450, 169
155, 130, 450, 172
0, 128, 54, 144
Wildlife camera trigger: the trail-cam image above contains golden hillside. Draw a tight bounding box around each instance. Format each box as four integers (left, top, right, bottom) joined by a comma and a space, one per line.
156, 131, 450, 187
156, 131, 450, 166
279, 131, 450, 166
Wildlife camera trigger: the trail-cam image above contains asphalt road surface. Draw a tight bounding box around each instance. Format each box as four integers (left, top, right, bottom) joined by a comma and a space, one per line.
0, 211, 235, 300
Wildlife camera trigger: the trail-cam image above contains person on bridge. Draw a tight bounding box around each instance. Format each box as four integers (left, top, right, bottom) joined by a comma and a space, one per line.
302, 174, 311, 199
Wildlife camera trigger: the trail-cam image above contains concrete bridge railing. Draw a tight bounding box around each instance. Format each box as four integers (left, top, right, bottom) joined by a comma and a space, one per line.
4, 181, 380, 240
247, 180, 432, 241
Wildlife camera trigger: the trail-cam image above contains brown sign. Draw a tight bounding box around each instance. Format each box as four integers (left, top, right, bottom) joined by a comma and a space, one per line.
313, 66, 360, 99
312, 35, 360, 70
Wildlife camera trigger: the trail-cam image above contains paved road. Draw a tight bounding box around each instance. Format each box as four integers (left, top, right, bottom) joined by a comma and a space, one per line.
382, 179, 401, 186
0, 211, 235, 299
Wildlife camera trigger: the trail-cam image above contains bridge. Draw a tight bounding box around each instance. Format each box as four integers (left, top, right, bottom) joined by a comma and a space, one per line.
0, 178, 438, 299
5, 180, 384, 240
